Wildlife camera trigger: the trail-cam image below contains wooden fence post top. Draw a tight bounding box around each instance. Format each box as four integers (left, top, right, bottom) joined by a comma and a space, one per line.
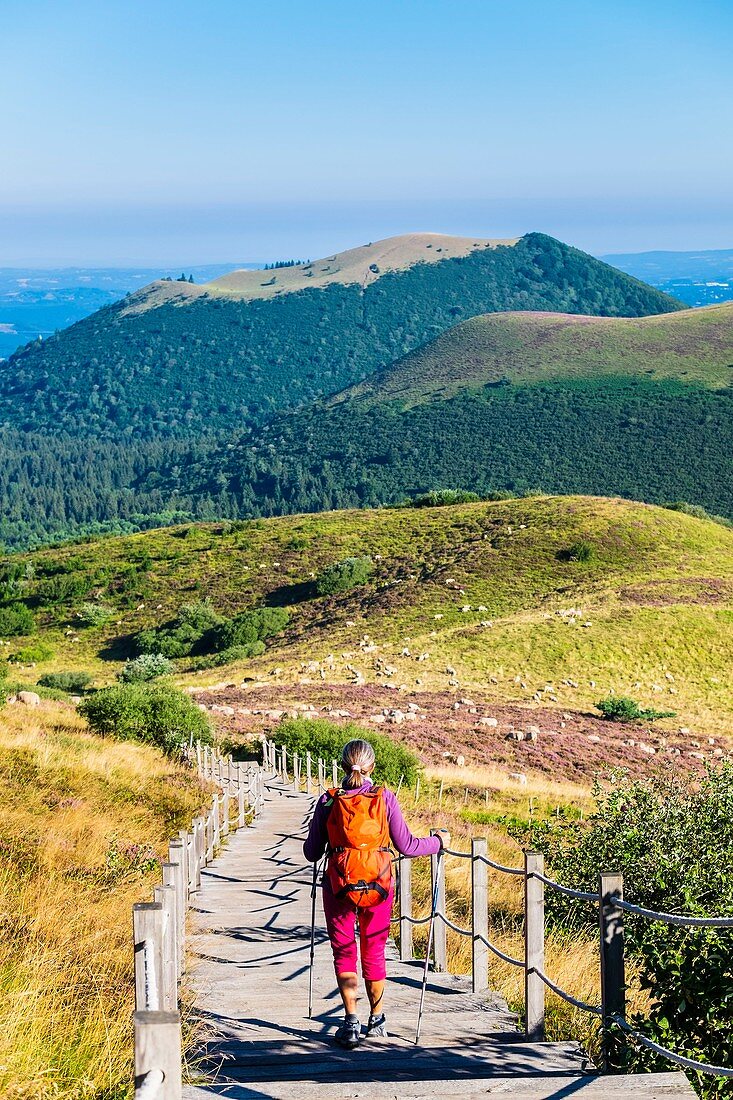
134, 901, 163, 912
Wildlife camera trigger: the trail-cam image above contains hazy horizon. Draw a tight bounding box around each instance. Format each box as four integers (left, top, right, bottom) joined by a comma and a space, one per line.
3, 0, 733, 266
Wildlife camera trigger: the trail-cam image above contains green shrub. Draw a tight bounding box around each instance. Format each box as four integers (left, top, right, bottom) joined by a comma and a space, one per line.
596, 695, 676, 722
0, 603, 35, 637
274, 717, 419, 787
37, 572, 95, 603
76, 602, 113, 627
213, 607, 289, 651
403, 489, 481, 508
558, 540, 595, 563
118, 653, 175, 683
315, 557, 373, 596
188, 643, 264, 670
8, 642, 54, 664
135, 599, 224, 658
38, 670, 93, 693
663, 501, 733, 530
79, 682, 212, 756
517, 768, 733, 1094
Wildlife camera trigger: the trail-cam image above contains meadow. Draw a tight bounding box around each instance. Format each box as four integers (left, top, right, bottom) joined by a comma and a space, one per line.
0, 703, 207, 1099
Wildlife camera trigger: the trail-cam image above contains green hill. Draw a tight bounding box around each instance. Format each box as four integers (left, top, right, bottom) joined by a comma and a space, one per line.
0, 233, 681, 548
341, 302, 733, 407
179, 300, 733, 521
3, 495, 733, 734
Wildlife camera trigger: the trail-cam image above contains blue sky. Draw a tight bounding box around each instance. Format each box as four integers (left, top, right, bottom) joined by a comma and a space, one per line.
2, 0, 733, 264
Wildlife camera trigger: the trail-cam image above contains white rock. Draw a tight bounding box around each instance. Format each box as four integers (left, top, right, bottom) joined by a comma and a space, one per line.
18, 691, 41, 706
478, 716, 498, 727
508, 771, 528, 785
455, 754, 466, 767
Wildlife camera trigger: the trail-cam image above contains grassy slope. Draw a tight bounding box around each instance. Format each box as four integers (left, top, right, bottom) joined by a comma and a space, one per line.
7, 495, 733, 734
0, 703, 206, 1099
340, 301, 733, 407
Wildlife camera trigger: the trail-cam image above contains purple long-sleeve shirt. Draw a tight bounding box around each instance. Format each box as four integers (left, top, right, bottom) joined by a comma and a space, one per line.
303, 781, 441, 864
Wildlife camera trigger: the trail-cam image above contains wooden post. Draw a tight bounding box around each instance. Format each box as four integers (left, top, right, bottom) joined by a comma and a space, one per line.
281, 746, 288, 783
471, 838, 489, 993
237, 763, 246, 827
524, 851, 545, 1040
192, 817, 203, 888
600, 871, 626, 1072
212, 794, 220, 852
252, 769, 262, 818
134, 1009, 182, 1099
318, 758, 325, 792
306, 751, 312, 795
164, 847, 185, 972
293, 752, 300, 792
154, 884, 178, 1010
430, 850, 446, 972
332, 759, 338, 787
203, 813, 212, 864
222, 790, 230, 837
195, 740, 202, 775
133, 902, 164, 1012
398, 856, 413, 961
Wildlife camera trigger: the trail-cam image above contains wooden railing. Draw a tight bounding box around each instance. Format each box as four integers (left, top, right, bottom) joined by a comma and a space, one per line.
266, 737, 733, 1079
132, 742, 265, 1099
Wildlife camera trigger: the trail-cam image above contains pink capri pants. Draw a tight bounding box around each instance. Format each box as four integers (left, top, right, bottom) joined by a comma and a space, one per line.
323, 886, 395, 981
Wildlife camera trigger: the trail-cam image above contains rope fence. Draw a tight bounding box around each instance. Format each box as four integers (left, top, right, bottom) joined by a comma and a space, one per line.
266, 737, 733, 1079
132, 734, 732, 1091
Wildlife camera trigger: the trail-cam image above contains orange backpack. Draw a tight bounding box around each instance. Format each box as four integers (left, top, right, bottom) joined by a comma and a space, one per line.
325, 787, 393, 908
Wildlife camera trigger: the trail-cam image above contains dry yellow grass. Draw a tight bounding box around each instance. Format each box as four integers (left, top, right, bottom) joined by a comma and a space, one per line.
0, 702, 207, 1100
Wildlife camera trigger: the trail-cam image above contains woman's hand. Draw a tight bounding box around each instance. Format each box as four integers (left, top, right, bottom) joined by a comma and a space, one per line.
434, 828, 451, 849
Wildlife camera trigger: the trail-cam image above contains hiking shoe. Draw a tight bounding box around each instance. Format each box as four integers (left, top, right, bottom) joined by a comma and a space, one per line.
334, 1015, 362, 1048
366, 1012, 388, 1038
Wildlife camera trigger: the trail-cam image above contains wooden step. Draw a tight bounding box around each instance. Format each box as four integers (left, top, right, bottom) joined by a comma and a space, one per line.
184, 1070, 696, 1098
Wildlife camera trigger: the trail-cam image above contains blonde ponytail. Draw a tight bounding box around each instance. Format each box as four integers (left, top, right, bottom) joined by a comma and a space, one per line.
341, 739, 375, 790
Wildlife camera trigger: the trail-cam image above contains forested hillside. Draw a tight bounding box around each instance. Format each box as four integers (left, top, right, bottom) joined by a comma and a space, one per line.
166, 304, 733, 522
1, 234, 679, 439
0, 233, 683, 548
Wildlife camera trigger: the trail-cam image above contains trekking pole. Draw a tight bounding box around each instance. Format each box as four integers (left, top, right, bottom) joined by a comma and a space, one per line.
308, 858, 319, 1020
415, 848, 444, 1044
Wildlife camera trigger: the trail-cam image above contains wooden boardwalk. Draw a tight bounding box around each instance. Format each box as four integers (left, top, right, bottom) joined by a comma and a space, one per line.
182, 777, 695, 1098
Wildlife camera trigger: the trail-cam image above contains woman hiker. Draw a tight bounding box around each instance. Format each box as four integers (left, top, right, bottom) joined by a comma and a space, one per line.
303, 738, 450, 1048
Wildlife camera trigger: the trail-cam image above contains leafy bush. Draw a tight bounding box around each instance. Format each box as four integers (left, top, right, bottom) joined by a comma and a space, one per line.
136, 599, 224, 658
188, 643, 264, 670
517, 768, 733, 1095
403, 489, 481, 508
0, 603, 35, 637
38, 670, 93, 693
596, 695, 676, 722
558, 540, 595, 562
315, 557, 373, 596
79, 682, 212, 756
213, 607, 289, 651
274, 717, 419, 787
8, 642, 54, 664
118, 653, 175, 683
76, 602, 113, 627
663, 501, 733, 530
